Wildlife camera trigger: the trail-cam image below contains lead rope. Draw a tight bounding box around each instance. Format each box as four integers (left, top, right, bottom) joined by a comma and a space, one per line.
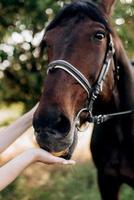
88, 109, 134, 124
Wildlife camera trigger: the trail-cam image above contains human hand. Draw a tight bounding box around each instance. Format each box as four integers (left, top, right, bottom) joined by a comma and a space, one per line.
30, 148, 76, 165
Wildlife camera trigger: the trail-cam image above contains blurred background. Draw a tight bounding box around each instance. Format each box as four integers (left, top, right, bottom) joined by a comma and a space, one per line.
0, 0, 134, 199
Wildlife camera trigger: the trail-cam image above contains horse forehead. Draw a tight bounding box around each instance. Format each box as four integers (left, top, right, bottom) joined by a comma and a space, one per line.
45, 18, 94, 40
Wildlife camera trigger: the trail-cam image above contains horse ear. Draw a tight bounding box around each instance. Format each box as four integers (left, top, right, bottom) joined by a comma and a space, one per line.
98, 0, 115, 15
72, 0, 115, 15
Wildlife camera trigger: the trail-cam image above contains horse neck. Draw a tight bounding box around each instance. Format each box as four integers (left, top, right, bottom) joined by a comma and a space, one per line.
116, 37, 134, 110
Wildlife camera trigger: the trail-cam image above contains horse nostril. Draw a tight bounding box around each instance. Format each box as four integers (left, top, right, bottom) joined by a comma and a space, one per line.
33, 108, 71, 136
54, 114, 70, 135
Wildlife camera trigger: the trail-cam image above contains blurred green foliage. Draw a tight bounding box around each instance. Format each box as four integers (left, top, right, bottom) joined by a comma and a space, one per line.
0, 0, 133, 109
0, 162, 134, 200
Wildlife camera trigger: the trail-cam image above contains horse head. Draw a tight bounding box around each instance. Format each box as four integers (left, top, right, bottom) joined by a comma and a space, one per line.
33, 0, 116, 159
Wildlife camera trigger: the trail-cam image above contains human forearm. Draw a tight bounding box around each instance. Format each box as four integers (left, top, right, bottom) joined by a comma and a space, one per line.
0, 148, 75, 191
0, 149, 35, 191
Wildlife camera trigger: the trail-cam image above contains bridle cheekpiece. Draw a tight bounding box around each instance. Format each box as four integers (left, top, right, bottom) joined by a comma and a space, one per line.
47, 34, 134, 130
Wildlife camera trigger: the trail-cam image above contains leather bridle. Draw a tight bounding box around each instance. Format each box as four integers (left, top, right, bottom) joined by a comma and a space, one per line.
47, 34, 134, 129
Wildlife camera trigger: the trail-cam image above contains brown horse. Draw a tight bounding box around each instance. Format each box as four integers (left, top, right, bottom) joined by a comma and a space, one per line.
33, 0, 134, 199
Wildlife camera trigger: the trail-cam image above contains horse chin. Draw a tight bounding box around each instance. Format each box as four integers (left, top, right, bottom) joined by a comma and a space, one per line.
60, 129, 78, 160
50, 129, 78, 159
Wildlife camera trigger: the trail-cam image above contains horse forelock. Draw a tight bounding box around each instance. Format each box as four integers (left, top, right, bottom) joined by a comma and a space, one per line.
46, 1, 111, 32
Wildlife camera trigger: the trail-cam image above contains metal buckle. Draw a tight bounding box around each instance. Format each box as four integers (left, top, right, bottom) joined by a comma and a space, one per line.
95, 115, 103, 124
88, 115, 105, 124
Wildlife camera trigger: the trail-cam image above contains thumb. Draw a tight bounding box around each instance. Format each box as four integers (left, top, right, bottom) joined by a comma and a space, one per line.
51, 156, 76, 165
62, 160, 76, 165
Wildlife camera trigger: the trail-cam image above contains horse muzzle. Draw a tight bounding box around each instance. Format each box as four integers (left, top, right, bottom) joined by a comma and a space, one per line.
34, 128, 77, 159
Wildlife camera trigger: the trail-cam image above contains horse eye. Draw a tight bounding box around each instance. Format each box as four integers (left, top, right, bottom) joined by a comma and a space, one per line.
94, 32, 106, 41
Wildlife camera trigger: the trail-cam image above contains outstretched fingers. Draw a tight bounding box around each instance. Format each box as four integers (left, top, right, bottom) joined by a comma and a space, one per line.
34, 148, 76, 165
45, 153, 76, 165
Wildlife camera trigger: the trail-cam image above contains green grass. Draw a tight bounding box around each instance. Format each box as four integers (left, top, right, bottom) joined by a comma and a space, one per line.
0, 162, 134, 200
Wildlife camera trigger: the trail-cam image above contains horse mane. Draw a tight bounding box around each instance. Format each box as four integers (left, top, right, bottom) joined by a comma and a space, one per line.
46, 1, 111, 32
